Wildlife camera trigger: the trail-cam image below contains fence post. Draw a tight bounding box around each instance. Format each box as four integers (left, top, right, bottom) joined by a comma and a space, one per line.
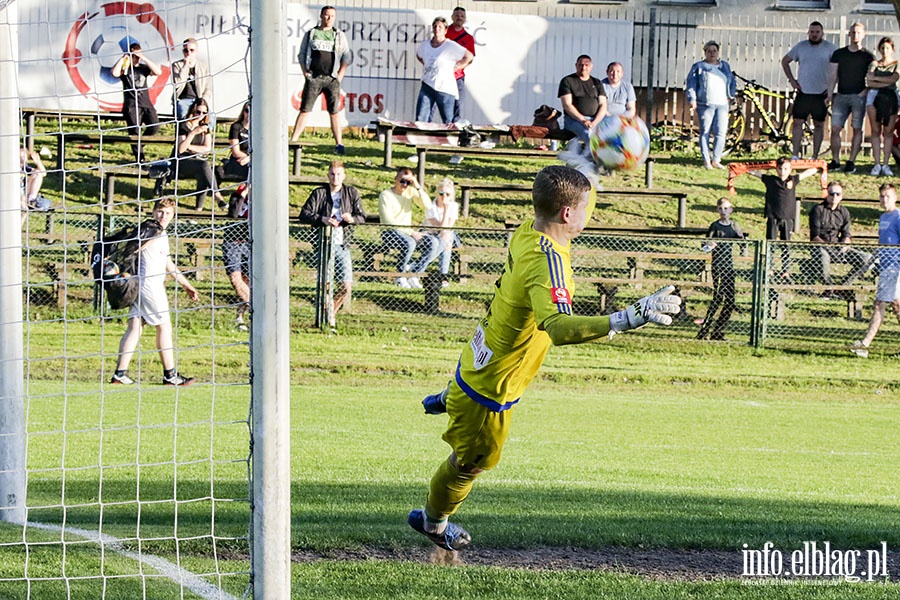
749, 239, 766, 347
0, 4, 27, 525
644, 7, 656, 128
314, 227, 334, 329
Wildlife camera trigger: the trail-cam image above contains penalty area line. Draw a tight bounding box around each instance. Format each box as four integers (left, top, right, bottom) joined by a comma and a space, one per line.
25, 520, 241, 600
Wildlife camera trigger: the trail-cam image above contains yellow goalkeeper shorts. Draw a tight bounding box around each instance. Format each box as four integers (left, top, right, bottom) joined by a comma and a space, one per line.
441, 381, 513, 471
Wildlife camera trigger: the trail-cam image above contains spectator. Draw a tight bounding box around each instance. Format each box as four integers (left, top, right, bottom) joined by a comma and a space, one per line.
222, 102, 250, 181
827, 23, 875, 174
222, 183, 251, 332
781, 21, 837, 160
697, 197, 744, 341
809, 181, 874, 292
110, 197, 199, 387
558, 55, 608, 159
429, 7, 475, 123
415, 16, 473, 124
685, 41, 736, 170
299, 161, 366, 325
748, 157, 818, 282
866, 37, 900, 177
849, 184, 900, 358
171, 98, 225, 211
171, 37, 213, 122
601, 62, 636, 118
407, 166, 681, 553
420, 178, 461, 285
377, 167, 433, 289
111, 42, 162, 163
20, 147, 47, 224
290, 6, 351, 154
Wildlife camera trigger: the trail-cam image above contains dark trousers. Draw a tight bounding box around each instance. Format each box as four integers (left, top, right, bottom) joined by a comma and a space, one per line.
813, 245, 873, 286
122, 100, 160, 162
766, 217, 793, 277
174, 157, 218, 210
699, 269, 735, 340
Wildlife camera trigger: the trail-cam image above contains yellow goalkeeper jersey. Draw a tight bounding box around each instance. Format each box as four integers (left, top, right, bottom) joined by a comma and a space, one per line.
456, 220, 574, 412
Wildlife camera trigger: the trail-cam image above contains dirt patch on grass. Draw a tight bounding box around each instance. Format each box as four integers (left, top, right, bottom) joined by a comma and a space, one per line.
292, 546, 900, 582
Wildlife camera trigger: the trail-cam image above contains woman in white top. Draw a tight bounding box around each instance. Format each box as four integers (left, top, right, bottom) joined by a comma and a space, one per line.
415, 17, 473, 123
421, 178, 460, 280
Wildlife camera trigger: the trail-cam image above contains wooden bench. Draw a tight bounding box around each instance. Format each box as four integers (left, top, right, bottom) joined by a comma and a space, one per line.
55, 132, 307, 176
98, 168, 321, 208
768, 283, 874, 320
460, 181, 689, 225
414, 145, 557, 181
371, 120, 509, 168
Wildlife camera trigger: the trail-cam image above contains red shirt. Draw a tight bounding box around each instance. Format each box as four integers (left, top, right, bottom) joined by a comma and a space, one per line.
446, 26, 474, 80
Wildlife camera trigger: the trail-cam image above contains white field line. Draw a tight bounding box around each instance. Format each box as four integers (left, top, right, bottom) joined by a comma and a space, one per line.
24, 521, 240, 600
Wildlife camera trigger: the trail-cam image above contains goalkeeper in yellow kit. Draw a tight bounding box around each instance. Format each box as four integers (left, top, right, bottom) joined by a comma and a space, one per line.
408, 165, 682, 551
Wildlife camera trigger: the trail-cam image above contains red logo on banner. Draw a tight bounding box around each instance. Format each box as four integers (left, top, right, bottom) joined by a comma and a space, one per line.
62, 2, 173, 112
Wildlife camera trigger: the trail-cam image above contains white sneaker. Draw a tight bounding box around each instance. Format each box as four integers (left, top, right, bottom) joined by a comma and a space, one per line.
408, 276, 423, 289
395, 277, 411, 289
871, 164, 883, 176
849, 340, 869, 358
883, 165, 894, 177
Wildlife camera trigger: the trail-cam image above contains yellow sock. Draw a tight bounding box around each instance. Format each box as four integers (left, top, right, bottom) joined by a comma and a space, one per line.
425, 457, 480, 522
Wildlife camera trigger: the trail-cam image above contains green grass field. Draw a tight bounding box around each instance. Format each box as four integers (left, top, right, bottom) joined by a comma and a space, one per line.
11, 124, 900, 597
3, 319, 899, 598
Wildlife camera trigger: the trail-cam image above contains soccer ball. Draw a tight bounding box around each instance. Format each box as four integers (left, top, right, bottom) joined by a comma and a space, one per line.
589, 115, 650, 171
91, 28, 137, 86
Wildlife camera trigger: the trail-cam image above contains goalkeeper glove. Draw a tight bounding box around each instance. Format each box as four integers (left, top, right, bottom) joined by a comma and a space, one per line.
609, 285, 682, 333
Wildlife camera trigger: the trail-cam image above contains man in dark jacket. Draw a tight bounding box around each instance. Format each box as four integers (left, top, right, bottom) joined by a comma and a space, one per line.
809, 181, 873, 290
299, 161, 366, 325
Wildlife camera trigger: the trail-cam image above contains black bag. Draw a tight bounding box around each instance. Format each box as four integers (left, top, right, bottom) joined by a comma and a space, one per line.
90, 219, 163, 309
458, 125, 482, 148
532, 104, 561, 130
148, 162, 172, 196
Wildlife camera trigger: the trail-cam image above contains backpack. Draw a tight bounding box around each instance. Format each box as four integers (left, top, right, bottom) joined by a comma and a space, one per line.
532, 104, 561, 130
90, 219, 163, 309
457, 125, 482, 148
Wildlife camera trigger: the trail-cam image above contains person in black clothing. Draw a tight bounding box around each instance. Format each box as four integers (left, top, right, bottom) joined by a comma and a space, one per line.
749, 157, 818, 281
698, 197, 745, 341
809, 181, 873, 290
558, 55, 608, 159
299, 161, 367, 326
111, 42, 162, 163
171, 98, 225, 210
222, 102, 250, 181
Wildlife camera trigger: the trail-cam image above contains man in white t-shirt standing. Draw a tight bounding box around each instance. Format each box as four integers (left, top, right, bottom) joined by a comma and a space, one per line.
415, 16, 474, 123
111, 197, 199, 386
781, 21, 837, 160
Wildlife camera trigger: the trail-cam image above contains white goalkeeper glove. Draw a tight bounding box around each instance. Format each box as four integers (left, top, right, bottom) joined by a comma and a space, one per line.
609, 285, 682, 333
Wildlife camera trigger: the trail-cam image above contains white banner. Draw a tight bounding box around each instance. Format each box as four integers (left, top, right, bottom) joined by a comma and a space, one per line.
16, 1, 632, 127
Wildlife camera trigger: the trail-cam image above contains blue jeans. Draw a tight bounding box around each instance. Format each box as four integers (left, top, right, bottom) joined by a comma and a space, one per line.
428, 77, 465, 123
416, 82, 456, 123
563, 114, 592, 156
381, 229, 417, 272
410, 233, 443, 274
438, 232, 461, 274
698, 103, 728, 164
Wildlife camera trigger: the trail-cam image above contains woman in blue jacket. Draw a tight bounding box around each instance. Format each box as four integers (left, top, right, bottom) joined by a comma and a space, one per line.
685, 41, 736, 170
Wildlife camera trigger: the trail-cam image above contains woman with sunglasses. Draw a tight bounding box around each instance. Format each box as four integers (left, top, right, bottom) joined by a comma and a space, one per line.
222, 102, 250, 181
420, 178, 460, 284
172, 97, 225, 210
